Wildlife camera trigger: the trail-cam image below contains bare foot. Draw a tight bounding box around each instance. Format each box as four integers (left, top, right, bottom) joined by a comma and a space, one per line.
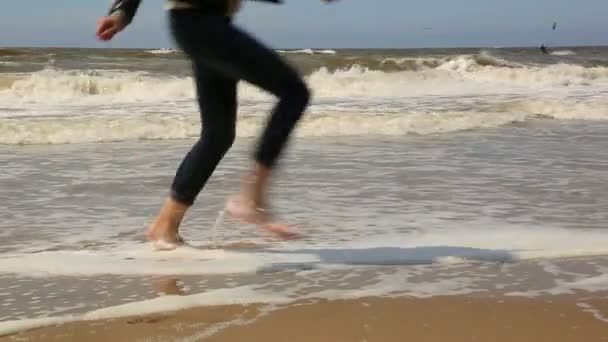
226, 163, 303, 240
146, 198, 189, 250
261, 222, 302, 240
225, 194, 302, 240
146, 222, 185, 250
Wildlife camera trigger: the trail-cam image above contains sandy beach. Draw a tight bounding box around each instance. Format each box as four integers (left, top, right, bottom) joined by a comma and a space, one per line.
2, 294, 607, 342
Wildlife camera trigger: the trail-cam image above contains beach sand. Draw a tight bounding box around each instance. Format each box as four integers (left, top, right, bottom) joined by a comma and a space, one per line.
3, 294, 607, 342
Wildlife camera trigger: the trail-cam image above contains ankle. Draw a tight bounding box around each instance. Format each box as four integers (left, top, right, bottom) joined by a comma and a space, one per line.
241, 163, 272, 207
156, 198, 189, 226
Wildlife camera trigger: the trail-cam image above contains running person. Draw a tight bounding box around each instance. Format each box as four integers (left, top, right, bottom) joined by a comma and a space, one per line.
96, 0, 337, 247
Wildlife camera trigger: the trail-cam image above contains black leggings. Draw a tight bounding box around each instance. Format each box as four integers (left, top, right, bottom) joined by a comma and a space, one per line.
168, 10, 310, 205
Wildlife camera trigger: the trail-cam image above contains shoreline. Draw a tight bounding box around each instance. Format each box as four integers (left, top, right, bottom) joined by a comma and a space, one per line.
2, 293, 607, 342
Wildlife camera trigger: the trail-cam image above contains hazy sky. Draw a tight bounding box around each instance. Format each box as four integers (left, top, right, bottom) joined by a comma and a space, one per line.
1, 0, 607, 48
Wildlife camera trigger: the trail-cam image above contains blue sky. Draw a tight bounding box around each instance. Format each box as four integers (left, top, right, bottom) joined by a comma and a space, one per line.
0, 0, 607, 48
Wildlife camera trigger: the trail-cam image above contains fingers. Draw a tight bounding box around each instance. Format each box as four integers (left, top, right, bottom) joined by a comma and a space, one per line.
95, 18, 119, 41
98, 25, 119, 41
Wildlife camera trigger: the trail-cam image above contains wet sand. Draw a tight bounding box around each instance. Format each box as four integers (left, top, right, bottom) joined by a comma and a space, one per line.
3, 294, 607, 342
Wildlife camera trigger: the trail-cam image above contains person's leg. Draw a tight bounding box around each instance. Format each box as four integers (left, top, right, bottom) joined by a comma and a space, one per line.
170, 11, 309, 230
170, 62, 238, 205
222, 25, 309, 237
146, 56, 238, 246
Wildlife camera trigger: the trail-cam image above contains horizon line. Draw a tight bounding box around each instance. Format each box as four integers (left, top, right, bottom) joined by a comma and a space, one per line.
2, 44, 608, 50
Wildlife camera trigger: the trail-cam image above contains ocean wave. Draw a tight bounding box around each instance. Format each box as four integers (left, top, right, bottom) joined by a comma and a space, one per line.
0, 74, 20, 91
279, 49, 337, 55
2, 98, 608, 145
0, 69, 194, 102
290, 52, 523, 74
0, 61, 22, 66
0, 48, 35, 57
3, 60, 608, 105
145, 48, 179, 55
551, 50, 576, 56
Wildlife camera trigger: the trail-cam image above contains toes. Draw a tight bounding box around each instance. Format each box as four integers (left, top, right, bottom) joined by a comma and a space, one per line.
262, 223, 303, 240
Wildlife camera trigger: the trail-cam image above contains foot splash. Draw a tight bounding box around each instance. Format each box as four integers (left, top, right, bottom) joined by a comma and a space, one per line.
225, 195, 302, 240
146, 231, 186, 251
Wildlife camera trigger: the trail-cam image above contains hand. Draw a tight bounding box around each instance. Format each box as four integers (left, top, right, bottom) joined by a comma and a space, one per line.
96, 14, 127, 41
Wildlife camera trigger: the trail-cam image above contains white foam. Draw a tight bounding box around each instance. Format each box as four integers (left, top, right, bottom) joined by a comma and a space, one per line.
506, 98, 608, 121
506, 273, 608, 297
577, 303, 608, 323
1, 60, 608, 144
0, 266, 481, 335
0, 109, 536, 144
5, 96, 608, 144
0, 244, 319, 277
317, 49, 337, 55
278, 49, 337, 55
0, 316, 68, 336
551, 50, 576, 56
562, 274, 608, 293
296, 225, 608, 264
0, 286, 288, 336
88, 287, 285, 319
437, 58, 608, 88
1, 226, 606, 277
4, 60, 608, 105
0, 262, 606, 336
145, 48, 179, 55
0, 69, 193, 103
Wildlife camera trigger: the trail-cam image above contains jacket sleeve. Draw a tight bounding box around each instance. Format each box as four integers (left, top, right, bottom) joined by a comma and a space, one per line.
108, 0, 143, 25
